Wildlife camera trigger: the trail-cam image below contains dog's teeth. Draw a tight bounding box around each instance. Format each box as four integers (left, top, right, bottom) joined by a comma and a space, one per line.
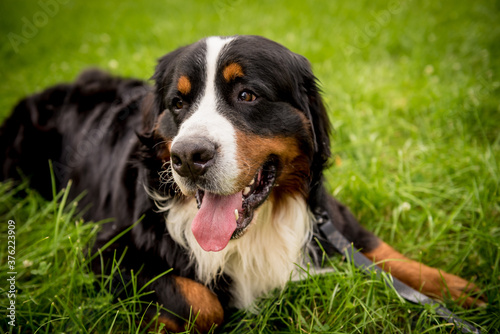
249, 178, 255, 185
234, 209, 239, 221
243, 187, 251, 196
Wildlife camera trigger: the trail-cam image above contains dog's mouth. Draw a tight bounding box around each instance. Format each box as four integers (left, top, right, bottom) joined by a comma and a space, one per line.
191, 160, 278, 252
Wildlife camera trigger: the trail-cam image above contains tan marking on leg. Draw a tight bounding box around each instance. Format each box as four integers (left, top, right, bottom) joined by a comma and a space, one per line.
174, 276, 224, 332
177, 75, 191, 95
223, 63, 244, 82
363, 241, 485, 308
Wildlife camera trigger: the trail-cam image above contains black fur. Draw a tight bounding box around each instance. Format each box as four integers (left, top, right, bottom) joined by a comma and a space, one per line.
0, 35, 378, 330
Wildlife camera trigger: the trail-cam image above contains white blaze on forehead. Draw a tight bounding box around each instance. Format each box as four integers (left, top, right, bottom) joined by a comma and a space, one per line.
172, 36, 239, 194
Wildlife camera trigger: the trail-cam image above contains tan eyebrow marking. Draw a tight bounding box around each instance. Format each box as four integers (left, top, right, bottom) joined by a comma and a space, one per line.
177, 75, 191, 95
223, 63, 244, 82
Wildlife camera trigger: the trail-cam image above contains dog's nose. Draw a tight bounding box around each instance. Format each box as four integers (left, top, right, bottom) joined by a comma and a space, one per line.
170, 138, 216, 179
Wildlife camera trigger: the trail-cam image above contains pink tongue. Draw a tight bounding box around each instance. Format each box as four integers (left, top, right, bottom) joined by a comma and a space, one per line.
191, 192, 242, 252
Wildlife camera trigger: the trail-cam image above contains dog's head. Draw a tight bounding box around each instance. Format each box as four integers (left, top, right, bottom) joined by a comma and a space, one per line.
145, 35, 330, 252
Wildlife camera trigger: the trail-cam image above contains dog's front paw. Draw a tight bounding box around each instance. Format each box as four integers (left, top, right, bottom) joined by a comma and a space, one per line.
433, 270, 486, 308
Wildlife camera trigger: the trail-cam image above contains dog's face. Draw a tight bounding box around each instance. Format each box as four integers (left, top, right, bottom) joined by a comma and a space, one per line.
149, 35, 330, 252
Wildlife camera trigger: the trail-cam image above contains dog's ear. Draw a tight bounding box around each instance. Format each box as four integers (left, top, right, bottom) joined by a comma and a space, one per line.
151, 47, 187, 113
140, 46, 188, 139
304, 73, 331, 168
305, 76, 332, 211
292, 54, 331, 163
293, 55, 332, 209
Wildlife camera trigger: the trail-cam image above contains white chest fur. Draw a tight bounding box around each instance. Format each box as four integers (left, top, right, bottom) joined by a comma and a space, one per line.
159, 194, 312, 309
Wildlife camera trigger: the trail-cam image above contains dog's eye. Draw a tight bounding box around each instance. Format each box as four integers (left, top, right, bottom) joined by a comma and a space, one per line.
172, 98, 184, 110
238, 90, 256, 102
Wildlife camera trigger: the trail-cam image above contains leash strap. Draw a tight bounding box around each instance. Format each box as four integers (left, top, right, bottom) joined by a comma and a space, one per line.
315, 210, 480, 334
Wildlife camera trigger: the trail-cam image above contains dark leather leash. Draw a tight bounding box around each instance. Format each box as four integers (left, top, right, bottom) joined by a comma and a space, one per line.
315, 209, 481, 334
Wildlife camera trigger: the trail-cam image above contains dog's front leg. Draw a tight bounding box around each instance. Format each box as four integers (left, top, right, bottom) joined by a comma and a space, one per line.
363, 241, 485, 308
144, 275, 224, 333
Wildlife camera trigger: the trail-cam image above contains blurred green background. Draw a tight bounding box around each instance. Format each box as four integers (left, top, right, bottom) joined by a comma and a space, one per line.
0, 0, 499, 332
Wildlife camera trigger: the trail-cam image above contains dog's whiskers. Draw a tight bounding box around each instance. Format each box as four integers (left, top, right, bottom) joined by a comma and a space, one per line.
153, 139, 169, 149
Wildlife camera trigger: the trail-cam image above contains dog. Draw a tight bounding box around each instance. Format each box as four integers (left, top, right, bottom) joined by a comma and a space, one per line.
0, 35, 482, 332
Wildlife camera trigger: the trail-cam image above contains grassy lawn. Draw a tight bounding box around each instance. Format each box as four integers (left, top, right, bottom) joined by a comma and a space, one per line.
1, 0, 499, 333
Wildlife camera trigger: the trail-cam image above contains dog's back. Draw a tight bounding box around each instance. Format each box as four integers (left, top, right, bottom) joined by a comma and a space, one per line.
1, 70, 148, 219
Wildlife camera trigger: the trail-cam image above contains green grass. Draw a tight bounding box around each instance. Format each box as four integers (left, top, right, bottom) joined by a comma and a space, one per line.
0, 0, 499, 332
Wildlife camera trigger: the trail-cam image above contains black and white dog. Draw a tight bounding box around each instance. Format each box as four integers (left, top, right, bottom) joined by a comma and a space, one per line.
0, 35, 481, 332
